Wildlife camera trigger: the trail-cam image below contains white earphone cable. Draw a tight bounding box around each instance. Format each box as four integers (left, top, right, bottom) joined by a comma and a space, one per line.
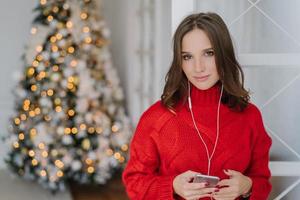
188, 82, 223, 175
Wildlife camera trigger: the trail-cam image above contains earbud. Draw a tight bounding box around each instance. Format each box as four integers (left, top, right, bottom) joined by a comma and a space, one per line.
188, 81, 192, 109
188, 96, 192, 109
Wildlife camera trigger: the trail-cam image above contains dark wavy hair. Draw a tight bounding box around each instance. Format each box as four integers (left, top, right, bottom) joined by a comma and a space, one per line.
161, 12, 250, 112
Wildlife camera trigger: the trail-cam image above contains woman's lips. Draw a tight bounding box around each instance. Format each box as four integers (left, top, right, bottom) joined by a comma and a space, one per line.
193, 75, 210, 81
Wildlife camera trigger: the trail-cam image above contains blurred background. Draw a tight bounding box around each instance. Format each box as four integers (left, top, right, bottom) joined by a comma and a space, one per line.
0, 0, 299, 199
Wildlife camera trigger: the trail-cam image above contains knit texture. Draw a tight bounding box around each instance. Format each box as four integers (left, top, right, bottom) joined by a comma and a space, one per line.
122, 85, 272, 200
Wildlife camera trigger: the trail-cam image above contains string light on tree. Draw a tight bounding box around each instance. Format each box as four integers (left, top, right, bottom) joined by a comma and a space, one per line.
31, 27, 37, 35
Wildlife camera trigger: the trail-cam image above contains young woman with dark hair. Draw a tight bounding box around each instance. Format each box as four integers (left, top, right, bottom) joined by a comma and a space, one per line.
123, 12, 272, 200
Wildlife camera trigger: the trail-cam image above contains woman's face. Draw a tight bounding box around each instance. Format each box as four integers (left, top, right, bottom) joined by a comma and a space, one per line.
181, 28, 219, 90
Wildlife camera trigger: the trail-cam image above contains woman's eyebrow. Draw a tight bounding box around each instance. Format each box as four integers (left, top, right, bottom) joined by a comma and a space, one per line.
181, 51, 190, 54
181, 48, 214, 54
202, 47, 214, 51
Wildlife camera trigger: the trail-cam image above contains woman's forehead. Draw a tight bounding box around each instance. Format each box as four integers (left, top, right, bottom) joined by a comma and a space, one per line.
181, 29, 212, 51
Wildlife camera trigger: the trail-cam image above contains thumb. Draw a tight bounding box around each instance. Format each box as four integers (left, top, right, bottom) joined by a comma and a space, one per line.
185, 170, 201, 177
183, 170, 201, 182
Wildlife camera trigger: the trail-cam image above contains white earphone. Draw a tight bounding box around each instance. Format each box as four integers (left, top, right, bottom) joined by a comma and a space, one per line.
187, 81, 223, 175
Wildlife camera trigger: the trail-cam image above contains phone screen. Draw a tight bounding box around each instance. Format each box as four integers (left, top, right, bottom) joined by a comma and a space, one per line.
193, 174, 220, 187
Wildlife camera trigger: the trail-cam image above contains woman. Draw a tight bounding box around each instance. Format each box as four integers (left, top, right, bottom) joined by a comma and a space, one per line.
122, 12, 272, 200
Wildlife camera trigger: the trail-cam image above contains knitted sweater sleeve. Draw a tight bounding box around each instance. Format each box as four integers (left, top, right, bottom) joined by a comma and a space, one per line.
122, 111, 176, 200
246, 106, 272, 200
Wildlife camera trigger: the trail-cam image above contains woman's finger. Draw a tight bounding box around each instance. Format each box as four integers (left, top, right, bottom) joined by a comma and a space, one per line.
185, 194, 210, 200
217, 178, 233, 187
186, 182, 207, 190
224, 169, 241, 177
184, 187, 218, 199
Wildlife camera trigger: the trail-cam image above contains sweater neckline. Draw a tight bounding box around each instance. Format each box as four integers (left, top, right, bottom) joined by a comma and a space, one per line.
190, 83, 221, 107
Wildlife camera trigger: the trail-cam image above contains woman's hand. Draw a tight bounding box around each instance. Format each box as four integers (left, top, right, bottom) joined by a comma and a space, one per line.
173, 170, 218, 200
212, 169, 252, 200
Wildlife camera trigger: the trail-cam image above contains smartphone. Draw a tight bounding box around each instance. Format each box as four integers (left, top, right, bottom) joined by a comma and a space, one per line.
193, 174, 220, 187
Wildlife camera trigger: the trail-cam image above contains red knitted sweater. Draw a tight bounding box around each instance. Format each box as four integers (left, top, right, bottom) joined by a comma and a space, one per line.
122, 85, 272, 200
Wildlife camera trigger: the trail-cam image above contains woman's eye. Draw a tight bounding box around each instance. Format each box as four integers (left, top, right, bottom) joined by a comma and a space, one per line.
204, 50, 214, 56
182, 54, 192, 60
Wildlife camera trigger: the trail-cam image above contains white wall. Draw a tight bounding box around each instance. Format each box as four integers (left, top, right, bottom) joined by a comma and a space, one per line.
103, 0, 172, 124
102, 0, 139, 123
102, 0, 131, 104
0, 0, 36, 168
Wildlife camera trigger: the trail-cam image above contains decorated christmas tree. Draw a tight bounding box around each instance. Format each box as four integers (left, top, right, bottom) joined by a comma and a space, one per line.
5, 0, 131, 191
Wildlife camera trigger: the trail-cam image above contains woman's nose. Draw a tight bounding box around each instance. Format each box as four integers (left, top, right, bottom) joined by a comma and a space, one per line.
194, 58, 205, 72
